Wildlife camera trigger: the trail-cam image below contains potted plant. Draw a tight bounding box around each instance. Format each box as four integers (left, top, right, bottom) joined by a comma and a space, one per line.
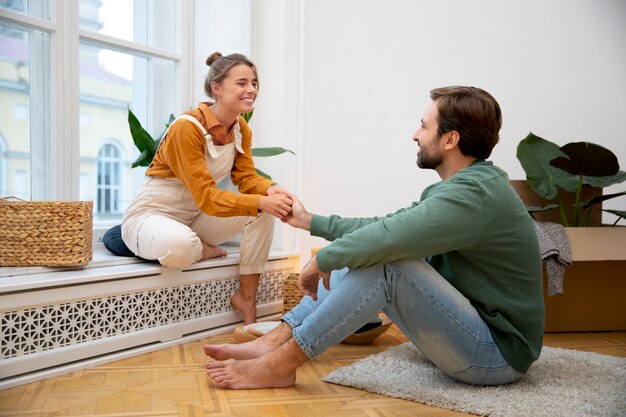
514, 132, 626, 332
127, 108, 294, 179
515, 132, 626, 226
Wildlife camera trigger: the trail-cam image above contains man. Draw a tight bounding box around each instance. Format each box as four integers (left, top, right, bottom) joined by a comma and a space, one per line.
204, 86, 544, 389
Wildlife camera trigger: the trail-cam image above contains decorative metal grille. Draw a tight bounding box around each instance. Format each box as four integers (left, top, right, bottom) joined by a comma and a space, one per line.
1, 271, 286, 360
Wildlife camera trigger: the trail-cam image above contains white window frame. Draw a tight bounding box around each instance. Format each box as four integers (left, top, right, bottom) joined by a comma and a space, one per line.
1, 0, 258, 242
0, 0, 193, 237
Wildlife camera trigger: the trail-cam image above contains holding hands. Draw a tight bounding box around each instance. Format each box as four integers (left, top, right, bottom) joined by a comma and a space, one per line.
260, 184, 294, 219
265, 188, 329, 299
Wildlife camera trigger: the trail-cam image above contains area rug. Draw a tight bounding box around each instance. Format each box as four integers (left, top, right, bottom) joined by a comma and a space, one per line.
323, 343, 625, 417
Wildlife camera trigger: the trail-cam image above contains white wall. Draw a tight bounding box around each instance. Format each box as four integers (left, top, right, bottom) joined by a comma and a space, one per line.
250, 0, 626, 260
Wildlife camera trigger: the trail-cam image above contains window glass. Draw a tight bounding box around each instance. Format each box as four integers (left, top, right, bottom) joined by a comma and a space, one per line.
96, 143, 122, 217
0, 0, 51, 20
0, 21, 42, 200
79, 42, 176, 223
0, 137, 7, 196
79, 0, 177, 51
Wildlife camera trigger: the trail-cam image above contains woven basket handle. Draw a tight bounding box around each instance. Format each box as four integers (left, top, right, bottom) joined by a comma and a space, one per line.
0, 196, 27, 202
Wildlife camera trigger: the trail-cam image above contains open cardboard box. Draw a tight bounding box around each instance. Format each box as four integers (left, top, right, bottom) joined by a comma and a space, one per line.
543, 227, 626, 332
510, 180, 626, 332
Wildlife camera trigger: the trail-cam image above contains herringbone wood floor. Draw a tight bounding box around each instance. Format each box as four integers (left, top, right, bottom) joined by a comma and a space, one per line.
1, 324, 625, 417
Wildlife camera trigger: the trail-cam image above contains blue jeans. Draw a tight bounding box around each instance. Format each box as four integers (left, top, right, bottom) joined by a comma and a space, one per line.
282, 260, 522, 385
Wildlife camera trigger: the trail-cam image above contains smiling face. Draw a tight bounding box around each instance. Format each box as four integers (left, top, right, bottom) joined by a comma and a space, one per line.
413, 101, 444, 170
212, 64, 258, 114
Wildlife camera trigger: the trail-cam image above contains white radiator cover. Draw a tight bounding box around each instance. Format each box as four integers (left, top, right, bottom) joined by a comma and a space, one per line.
0, 254, 300, 388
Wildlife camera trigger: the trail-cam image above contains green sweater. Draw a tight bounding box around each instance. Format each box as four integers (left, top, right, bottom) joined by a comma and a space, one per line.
312, 160, 544, 373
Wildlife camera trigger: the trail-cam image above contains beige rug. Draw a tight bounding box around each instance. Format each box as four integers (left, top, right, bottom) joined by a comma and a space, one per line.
323, 343, 626, 417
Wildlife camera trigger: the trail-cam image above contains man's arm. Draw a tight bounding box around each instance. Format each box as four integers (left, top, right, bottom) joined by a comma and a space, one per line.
315, 181, 484, 273
283, 194, 313, 231
284, 193, 388, 240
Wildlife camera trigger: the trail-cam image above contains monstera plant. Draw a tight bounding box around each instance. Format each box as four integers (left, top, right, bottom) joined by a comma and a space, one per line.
516, 132, 626, 226
127, 108, 293, 179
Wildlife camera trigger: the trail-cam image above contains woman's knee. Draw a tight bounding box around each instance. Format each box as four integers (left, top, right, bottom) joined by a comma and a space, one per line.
153, 233, 202, 268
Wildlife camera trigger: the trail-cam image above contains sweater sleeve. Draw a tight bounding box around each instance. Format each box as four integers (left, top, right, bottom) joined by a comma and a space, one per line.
315, 180, 486, 273
230, 116, 275, 195
150, 118, 261, 217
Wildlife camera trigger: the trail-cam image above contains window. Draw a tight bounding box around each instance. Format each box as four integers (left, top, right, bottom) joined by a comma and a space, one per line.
0, 0, 188, 227
1, 0, 254, 235
0, 136, 6, 195
0, 18, 43, 201
96, 142, 123, 218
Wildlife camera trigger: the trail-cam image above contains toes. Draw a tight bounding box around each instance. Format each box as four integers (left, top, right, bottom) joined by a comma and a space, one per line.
206, 359, 232, 369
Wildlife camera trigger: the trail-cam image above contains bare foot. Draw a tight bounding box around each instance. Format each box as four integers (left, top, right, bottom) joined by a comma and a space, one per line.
230, 292, 257, 324
201, 241, 227, 260
206, 339, 307, 389
203, 321, 292, 360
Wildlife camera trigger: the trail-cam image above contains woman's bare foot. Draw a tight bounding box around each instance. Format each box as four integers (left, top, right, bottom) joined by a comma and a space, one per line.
230, 292, 257, 324
203, 321, 293, 360
206, 339, 307, 389
201, 241, 227, 260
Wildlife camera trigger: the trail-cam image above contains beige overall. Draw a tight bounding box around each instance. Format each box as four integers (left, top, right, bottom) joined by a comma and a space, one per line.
122, 115, 274, 273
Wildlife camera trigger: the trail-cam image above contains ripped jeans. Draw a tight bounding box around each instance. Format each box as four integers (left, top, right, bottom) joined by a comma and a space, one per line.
282, 260, 522, 385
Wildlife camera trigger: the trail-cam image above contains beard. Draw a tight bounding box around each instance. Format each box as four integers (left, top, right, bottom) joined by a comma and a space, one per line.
416, 143, 443, 170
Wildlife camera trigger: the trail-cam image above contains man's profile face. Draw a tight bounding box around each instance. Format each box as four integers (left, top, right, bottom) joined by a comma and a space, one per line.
413, 101, 444, 170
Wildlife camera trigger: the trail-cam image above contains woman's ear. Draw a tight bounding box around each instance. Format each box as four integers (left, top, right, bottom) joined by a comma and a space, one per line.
211, 81, 221, 98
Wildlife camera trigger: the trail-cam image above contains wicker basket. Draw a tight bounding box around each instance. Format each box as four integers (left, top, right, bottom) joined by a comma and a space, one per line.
283, 248, 323, 312
0, 197, 93, 267
282, 273, 303, 313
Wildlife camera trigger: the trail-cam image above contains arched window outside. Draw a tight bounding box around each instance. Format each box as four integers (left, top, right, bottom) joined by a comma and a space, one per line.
97, 142, 123, 217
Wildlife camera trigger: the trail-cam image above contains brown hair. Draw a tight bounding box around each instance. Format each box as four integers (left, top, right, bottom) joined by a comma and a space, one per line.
204, 52, 258, 99
430, 86, 502, 159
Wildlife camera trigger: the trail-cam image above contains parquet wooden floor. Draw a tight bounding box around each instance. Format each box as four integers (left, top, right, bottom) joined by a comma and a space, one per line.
1, 323, 625, 417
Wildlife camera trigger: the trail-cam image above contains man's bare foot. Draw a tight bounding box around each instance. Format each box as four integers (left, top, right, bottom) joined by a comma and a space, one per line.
203, 321, 293, 360
206, 339, 307, 389
201, 241, 227, 260
230, 292, 256, 324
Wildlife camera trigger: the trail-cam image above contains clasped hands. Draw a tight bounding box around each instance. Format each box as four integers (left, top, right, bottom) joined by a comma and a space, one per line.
264, 186, 331, 299
260, 185, 294, 219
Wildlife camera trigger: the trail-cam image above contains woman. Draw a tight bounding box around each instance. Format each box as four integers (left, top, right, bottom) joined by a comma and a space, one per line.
122, 52, 293, 324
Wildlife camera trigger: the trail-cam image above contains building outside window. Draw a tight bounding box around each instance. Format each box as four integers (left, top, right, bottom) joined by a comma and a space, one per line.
96, 141, 124, 218
0, 0, 183, 226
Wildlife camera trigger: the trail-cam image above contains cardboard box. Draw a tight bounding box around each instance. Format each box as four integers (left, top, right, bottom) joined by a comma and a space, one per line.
543, 227, 626, 332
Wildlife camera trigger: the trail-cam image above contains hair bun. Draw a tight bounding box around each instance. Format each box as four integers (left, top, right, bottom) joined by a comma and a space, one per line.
206, 52, 223, 67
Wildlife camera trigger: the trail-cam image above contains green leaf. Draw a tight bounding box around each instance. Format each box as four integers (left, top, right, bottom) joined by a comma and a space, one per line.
131, 150, 152, 168
581, 191, 626, 209
583, 170, 626, 188
128, 108, 156, 167
525, 203, 559, 212
255, 168, 272, 179
241, 109, 254, 123
551, 142, 620, 177
128, 108, 156, 153
252, 147, 296, 157
516, 132, 575, 199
